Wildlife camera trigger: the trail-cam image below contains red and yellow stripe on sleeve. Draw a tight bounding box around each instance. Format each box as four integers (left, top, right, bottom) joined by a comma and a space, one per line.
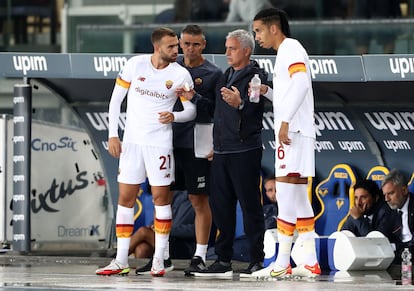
288, 62, 306, 78
116, 77, 131, 89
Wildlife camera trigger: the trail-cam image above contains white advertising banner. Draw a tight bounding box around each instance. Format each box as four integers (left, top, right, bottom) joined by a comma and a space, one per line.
5, 120, 111, 246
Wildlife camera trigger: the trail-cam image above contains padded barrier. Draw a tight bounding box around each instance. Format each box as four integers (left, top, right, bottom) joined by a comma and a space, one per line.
263, 229, 394, 271
263, 229, 328, 269
314, 164, 357, 236
327, 230, 394, 271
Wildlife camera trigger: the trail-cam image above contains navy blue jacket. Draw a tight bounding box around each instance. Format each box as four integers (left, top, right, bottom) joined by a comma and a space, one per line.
213, 60, 270, 153
393, 192, 414, 264
173, 56, 224, 149
341, 199, 397, 237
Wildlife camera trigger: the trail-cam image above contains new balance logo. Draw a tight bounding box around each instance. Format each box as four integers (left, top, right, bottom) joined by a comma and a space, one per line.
197, 182, 206, 188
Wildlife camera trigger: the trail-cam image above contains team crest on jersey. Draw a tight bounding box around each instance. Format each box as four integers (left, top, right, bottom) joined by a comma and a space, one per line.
165, 80, 173, 89
138, 76, 146, 82
195, 77, 202, 86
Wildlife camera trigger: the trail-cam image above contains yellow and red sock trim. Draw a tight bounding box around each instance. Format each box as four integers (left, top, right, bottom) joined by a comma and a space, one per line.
154, 218, 172, 235
116, 223, 134, 238
296, 217, 315, 233
277, 218, 296, 236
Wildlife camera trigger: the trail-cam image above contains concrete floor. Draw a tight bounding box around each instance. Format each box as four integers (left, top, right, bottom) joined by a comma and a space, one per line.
0, 252, 412, 291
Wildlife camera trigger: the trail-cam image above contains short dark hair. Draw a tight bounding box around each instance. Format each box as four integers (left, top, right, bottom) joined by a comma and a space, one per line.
264, 175, 276, 185
181, 24, 205, 39
151, 27, 177, 45
354, 179, 382, 201
254, 8, 291, 38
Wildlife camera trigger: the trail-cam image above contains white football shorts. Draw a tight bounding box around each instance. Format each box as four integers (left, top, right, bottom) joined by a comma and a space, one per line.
117, 143, 175, 186
274, 132, 315, 178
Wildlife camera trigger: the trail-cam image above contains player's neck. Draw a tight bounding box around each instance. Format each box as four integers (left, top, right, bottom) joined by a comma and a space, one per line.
184, 55, 204, 68
274, 35, 286, 51
151, 55, 170, 70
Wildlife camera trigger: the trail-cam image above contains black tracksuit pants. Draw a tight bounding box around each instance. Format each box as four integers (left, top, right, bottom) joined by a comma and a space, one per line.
210, 148, 265, 264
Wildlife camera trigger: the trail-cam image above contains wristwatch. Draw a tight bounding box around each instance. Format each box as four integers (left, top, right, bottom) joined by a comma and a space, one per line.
238, 99, 245, 110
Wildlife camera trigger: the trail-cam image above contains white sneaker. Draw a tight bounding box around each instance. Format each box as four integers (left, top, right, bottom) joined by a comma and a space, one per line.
150, 257, 166, 277
269, 263, 292, 279
292, 263, 321, 278
252, 262, 292, 279
251, 263, 274, 279
96, 259, 130, 276
136, 258, 174, 275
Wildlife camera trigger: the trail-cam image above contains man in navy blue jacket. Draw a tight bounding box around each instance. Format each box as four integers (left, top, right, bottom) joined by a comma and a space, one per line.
341, 179, 396, 237
193, 29, 271, 279
382, 169, 414, 264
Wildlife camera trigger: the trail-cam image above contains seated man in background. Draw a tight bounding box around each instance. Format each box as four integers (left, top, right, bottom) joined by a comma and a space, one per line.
382, 169, 414, 264
132, 190, 196, 274
341, 179, 397, 238
263, 176, 278, 230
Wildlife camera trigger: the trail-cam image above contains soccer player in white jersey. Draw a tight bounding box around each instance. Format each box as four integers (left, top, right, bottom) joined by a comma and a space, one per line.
96, 27, 196, 277
251, 8, 321, 279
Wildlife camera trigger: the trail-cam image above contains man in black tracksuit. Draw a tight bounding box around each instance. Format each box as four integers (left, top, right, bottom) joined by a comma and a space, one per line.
193, 29, 271, 278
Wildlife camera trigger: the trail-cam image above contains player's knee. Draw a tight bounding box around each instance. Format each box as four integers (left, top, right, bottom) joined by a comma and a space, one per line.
189, 194, 209, 211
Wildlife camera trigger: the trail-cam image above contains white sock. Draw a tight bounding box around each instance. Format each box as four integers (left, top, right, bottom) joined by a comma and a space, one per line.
164, 240, 170, 260
299, 231, 318, 266
153, 205, 172, 263
194, 244, 208, 262
275, 232, 293, 268
115, 205, 134, 265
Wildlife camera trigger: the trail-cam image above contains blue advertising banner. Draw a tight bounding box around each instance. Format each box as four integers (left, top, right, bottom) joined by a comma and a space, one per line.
355, 107, 414, 176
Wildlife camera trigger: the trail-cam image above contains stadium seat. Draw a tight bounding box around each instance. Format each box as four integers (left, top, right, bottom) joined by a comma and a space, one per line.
314, 164, 357, 236
408, 173, 414, 194
308, 176, 314, 203
133, 180, 154, 231
366, 166, 389, 188
235, 201, 245, 238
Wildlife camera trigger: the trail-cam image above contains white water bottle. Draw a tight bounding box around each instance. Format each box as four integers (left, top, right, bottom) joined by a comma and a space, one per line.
249, 74, 261, 103
402, 247, 412, 285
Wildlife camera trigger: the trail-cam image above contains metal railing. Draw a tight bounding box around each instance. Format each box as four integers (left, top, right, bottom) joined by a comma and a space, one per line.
71, 19, 414, 55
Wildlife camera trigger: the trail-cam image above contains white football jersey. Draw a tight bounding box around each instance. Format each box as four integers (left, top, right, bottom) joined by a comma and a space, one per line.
111, 54, 194, 148
273, 38, 315, 139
